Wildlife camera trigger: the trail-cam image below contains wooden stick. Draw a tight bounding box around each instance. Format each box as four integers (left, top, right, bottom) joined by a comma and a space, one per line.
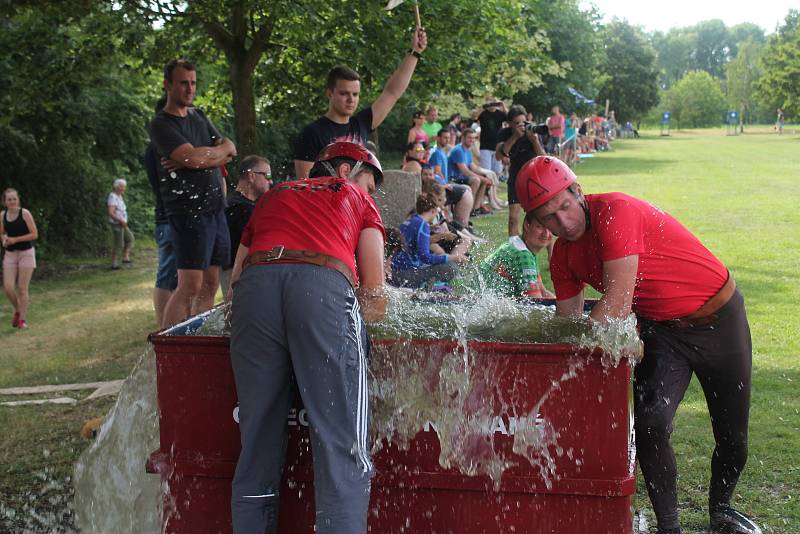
414, 2, 421, 29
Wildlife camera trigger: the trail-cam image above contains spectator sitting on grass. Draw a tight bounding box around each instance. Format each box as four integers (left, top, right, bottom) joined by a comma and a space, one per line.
479, 210, 554, 300
421, 181, 473, 254
384, 226, 405, 285
421, 163, 473, 230
448, 128, 492, 215
391, 194, 468, 289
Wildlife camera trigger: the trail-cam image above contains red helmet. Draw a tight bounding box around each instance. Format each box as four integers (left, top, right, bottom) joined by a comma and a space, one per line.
515, 156, 577, 212
314, 141, 383, 186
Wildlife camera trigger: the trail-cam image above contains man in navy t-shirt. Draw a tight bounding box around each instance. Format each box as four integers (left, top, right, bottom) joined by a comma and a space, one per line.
149, 59, 237, 328
293, 26, 428, 179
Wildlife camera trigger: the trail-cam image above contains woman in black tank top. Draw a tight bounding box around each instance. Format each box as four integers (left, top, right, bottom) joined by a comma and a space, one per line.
1, 188, 38, 329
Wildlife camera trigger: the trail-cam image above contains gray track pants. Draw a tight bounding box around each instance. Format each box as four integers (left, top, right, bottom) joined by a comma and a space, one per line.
230, 263, 373, 534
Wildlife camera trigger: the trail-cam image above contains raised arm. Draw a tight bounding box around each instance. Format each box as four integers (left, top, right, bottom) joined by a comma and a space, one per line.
371, 27, 428, 129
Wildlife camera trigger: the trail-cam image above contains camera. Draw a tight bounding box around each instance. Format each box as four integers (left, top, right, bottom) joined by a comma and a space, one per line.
525, 122, 549, 136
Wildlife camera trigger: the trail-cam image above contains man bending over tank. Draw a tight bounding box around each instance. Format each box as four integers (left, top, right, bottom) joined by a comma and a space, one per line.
227, 142, 387, 534
515, 156, 761, 534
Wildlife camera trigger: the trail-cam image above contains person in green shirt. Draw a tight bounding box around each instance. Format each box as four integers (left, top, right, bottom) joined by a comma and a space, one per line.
421, 105, 443, 140
479, 210, 555, 299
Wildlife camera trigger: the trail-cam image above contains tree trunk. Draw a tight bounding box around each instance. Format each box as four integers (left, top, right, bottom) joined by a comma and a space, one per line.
230, 59, 257, 157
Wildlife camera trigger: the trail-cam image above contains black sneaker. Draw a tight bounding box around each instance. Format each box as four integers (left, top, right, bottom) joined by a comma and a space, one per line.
710, 505, 762, 534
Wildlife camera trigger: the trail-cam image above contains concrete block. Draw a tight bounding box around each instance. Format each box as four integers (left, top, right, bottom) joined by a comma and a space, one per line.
373, 170, 420, 228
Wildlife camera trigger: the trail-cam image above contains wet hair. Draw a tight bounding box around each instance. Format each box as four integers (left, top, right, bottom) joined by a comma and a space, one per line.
326, 65, 360, 90
508, 104, 527, 122
238, 155, 271, 179
164, 59, 196, 82
2, 188, 18, 205
384, 227, 406, 259
415, 193, 438, 215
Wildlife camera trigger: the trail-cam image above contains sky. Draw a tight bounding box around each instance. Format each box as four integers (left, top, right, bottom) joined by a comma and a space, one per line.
581, 0, 796, 34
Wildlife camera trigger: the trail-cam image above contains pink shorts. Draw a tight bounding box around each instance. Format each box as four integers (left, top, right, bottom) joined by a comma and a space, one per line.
3, 247, 36, 269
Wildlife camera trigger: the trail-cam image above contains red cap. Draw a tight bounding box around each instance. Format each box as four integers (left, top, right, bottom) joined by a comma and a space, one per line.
515, 156, 577, 212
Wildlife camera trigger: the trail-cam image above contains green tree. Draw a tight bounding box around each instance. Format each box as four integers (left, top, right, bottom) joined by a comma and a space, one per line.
692, 19, 731, 78
513, 0, 603, 119
596, 19, 659, 124
127, 0, 559, 163
665, 70, 727, 128
0, 2, 156, 255
728, 22, 766, 57
725, 39, 764, 125
652, 29, 696, 88
754, 10, 800, 116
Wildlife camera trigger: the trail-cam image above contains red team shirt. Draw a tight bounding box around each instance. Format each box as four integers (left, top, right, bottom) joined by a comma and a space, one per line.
549, 193, 728, 321
240, 176, 385, 285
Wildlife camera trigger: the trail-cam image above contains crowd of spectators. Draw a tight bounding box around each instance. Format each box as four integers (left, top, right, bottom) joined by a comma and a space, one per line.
375, 95, 631, 293
131, 47, 626, 326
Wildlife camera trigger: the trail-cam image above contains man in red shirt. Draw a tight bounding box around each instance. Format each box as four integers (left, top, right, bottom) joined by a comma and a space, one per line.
516, 157, 761, 534
227, 142, 386, 534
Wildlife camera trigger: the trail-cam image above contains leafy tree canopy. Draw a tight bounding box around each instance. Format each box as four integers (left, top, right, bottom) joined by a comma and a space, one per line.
596, 19, 660, 124
754, 10, 800, 116
665, 70, 728, 128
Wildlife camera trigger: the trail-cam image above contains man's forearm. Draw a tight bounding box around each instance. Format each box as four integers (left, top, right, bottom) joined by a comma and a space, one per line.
177, 142, 235, 170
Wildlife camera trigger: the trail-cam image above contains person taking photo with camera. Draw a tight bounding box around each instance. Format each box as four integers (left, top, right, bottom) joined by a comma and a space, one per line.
496, 104, 547, 237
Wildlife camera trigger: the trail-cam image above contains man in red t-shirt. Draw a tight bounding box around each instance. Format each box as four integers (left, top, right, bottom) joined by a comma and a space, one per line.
516, 157, 760, 534
227, 142, 386, 534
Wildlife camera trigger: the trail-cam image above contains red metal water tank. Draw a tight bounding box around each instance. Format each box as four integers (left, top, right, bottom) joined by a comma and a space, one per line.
147, 311, 636, 534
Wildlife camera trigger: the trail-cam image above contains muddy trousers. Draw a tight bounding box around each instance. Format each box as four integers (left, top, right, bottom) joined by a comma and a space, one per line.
229, 263, 373, 534
635, 289, 752, 530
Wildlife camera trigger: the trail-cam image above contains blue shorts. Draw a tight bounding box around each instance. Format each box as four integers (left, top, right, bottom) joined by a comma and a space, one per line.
168, 210, 231, 271
154, 223, 178, 290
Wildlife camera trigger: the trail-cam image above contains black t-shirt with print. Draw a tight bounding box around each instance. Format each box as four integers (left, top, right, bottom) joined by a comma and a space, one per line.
293, 107, 374, 162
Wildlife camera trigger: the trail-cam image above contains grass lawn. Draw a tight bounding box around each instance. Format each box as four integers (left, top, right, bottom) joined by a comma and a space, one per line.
1, 127, 798, 532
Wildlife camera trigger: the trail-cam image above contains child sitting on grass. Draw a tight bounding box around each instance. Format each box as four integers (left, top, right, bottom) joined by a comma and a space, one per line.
391, 194, 469, 289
